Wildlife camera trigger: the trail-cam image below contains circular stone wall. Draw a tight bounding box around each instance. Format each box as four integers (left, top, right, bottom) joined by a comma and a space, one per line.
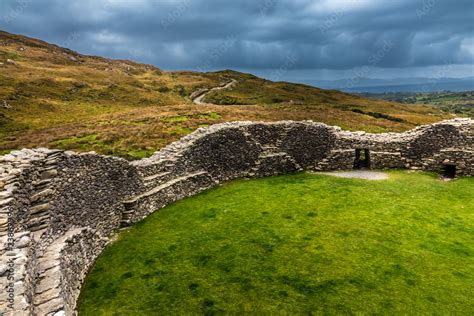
0, 119, 472, 315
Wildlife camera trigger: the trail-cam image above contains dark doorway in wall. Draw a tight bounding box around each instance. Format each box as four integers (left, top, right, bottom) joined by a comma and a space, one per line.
354, 149, 370, 169
443, 164, 456, 179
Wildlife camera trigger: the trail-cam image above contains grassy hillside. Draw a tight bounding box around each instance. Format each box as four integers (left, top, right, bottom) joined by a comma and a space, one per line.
0, 31, 450, 159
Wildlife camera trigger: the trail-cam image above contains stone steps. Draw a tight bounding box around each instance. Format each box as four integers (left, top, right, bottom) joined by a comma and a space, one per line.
134, 158, 178, 178
259, 152, 289, 159
247, 151, 301, 178
142, 171, 172, 190
33, 228, 84, 316
121, 171, 215, 227
26, 165, 56, 234
132, 171, 209, 201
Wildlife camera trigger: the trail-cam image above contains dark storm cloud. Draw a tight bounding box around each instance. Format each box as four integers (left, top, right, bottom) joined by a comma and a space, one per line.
0, 0, 473, 75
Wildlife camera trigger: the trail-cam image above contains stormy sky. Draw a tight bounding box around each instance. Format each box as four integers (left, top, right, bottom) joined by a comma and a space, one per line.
1, 0, 473, 82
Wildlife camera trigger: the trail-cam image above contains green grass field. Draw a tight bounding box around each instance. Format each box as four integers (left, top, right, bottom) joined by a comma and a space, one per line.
78, 171, 474, 315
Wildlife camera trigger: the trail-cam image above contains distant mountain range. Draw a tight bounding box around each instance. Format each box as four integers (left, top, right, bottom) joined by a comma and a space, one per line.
301, 77, 474, 93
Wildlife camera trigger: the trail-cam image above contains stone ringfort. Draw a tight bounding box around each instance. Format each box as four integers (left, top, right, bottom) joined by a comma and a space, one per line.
0, 118, 472, 315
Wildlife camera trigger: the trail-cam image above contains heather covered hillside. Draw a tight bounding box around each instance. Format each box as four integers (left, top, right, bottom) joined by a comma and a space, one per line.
0, 31, 449, 159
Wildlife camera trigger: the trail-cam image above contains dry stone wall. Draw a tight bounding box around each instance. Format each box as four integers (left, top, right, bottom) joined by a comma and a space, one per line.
0, 118, 472, 315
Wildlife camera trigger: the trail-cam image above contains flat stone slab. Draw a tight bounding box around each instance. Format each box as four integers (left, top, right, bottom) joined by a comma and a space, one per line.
318, 170, 390, 180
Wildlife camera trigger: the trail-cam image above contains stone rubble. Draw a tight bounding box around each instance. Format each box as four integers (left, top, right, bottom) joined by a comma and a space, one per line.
0, 118, 472, 315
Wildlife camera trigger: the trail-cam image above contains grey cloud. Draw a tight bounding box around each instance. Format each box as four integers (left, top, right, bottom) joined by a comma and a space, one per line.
0, 0, 472, 78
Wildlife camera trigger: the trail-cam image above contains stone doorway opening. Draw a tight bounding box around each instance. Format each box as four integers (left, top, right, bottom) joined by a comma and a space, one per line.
443, 164, 456, 179
354, 149, 370, 169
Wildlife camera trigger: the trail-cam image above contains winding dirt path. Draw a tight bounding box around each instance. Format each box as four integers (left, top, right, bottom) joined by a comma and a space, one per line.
192, 79, 238, 105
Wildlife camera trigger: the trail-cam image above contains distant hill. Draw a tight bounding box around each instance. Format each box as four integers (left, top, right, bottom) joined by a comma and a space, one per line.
360, 91, 474, 118
303, 77, 474, 93
0, 30, 449, 159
